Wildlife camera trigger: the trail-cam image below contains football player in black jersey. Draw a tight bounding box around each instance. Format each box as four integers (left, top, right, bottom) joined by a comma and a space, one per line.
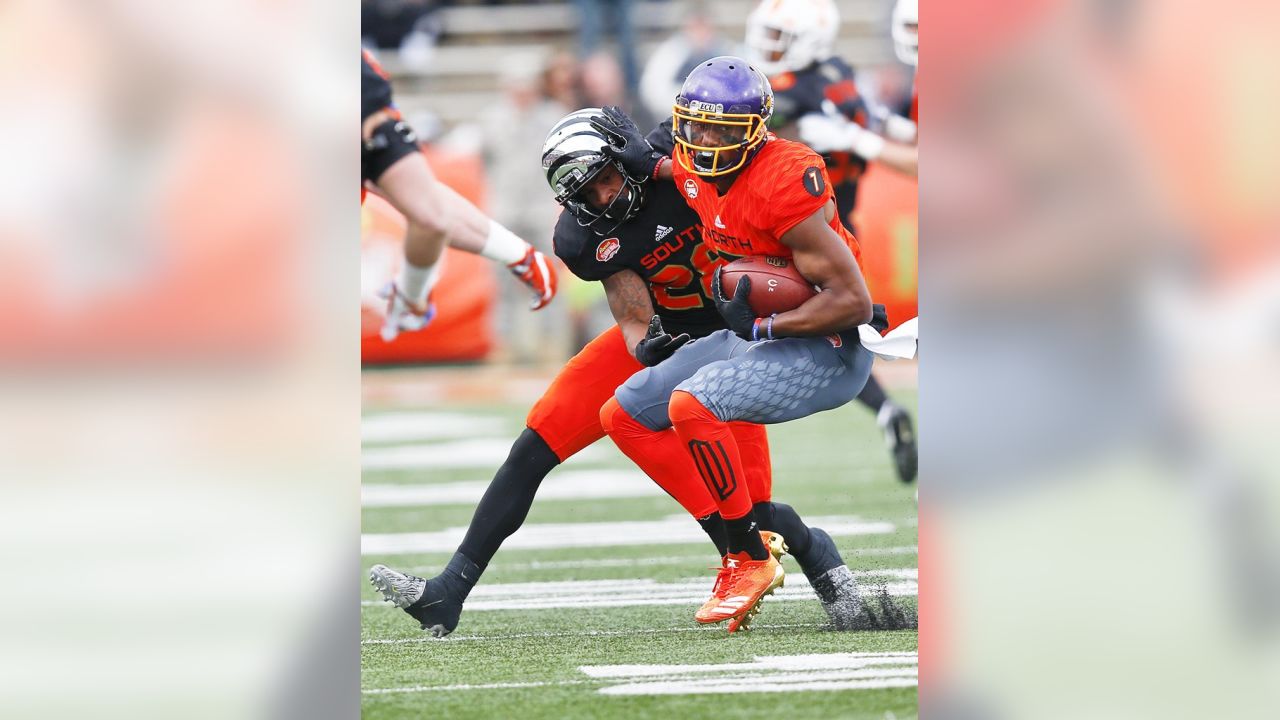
745, 0, 918, 484
368, 109, 870, 637
361, 48, 557, 341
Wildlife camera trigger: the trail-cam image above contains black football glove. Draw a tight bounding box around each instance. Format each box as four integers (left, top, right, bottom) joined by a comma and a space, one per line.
634, 315, 691, 367
590, 106, 664, 180
712, 266, 760, 341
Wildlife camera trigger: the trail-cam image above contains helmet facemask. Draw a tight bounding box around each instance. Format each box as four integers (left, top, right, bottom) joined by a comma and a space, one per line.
672, 100, 769, 177
555, 159, 646, 235
542, 109, 648, 235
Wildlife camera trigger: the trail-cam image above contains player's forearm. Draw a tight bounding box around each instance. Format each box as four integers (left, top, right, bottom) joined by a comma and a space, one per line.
770, 288, 871, 336
603, 270, 657, 358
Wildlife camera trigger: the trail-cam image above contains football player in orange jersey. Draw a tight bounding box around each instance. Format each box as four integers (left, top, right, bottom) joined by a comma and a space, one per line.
591, 57, 889, 631
361, 49, 556, 341
745, 0, 918, 482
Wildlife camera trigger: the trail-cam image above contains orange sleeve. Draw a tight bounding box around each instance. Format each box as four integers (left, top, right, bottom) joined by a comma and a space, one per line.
747, 144, 833, 238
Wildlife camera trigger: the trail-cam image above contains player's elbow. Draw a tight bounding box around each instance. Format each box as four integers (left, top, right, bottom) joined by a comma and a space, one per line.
844, 287, 873, 327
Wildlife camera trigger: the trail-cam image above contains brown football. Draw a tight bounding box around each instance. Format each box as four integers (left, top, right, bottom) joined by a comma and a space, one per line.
719, 256, 818, 317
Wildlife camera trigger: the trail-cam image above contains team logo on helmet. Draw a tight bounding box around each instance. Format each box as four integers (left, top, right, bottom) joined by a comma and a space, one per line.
684, 179, 699, 198
596, 237, 621, 262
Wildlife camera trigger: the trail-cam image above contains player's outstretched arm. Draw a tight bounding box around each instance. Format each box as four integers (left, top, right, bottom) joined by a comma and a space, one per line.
798, 113, 918, 178
772, 203, 874, 336
603, 270, 689, 365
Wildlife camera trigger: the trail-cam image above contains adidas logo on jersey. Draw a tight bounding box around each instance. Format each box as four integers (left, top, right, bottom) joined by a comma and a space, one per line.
654, 225, 673, 242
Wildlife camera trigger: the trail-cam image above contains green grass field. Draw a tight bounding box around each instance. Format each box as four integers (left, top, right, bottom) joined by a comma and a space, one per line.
361, 369, 918, 719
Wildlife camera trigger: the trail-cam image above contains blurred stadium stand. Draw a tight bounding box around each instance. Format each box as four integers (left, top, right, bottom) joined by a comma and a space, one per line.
365, 0, 894, 127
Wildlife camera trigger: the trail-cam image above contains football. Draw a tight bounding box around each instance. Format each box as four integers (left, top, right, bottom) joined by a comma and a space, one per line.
719, 256, 818, 317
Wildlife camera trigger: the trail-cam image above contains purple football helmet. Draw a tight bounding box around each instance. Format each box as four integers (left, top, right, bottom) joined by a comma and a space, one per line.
673, 56, 774, 177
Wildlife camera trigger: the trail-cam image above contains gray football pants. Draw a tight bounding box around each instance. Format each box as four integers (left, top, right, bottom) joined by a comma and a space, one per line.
615, 329, 875, 431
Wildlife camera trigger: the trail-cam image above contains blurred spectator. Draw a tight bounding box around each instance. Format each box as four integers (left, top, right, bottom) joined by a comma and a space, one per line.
543, 48, 582, 110
639, 2, 736, 121
575, 0, 640, 100
480, 50, 579, 363
361, 0, 441, 63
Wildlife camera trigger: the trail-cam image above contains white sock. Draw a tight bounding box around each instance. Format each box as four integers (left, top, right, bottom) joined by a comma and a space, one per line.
398, 257, 443, 305
480, 220, 530, 265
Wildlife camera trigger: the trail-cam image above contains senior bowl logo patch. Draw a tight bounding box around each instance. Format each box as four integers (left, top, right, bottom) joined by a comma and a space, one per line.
596, 237, 621, 262
684, 178, 699, 198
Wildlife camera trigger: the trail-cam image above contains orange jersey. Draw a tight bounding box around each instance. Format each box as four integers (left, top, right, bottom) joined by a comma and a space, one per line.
672, 136, 862, 266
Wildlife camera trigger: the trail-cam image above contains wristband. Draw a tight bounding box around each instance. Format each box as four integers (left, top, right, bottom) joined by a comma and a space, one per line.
765, 315, 776, 340
751, 318, 763, 341
651, 155, 668, 180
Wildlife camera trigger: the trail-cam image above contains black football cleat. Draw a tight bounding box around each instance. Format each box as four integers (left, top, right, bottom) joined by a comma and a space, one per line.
369, 564, 465, 638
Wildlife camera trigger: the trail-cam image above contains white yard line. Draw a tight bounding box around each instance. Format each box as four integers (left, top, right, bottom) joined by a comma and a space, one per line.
362, 624, 759, 645
361, 515, 896, 555
581, 652, 918, 677
362, 653, 918, 695
586, 652, 918, 696
362, 469, 660, 507
362, 412, 505, 444
363, 679, 596, 695
362, 438, 608, 471
599, 675, 918, 695
363, 572, 917, 612
401, 547, 917, 574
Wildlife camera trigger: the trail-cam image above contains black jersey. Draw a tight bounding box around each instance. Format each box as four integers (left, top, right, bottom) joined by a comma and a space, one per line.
554, 179, 725, 340
766, 57, 868, 230
362, 49, 396, 121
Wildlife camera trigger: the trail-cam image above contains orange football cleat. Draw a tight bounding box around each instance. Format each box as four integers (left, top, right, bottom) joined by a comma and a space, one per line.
509, 246, 557, 310
695, 558, 735, 624
695, 534, 784, 624
695, 551, 785, 632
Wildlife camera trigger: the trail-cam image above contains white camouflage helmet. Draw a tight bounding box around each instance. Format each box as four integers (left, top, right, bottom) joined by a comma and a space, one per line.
892, 0, 918, 67
744, 0, 840, 77
541, 108, 647, 234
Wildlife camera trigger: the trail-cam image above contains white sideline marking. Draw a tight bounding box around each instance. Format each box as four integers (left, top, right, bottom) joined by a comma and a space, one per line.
362, 439, 607, 471
361, 515, 895, 555
362, 412, 504, 444
362, 469, 660, 507
584, 652, 918, 696
363, 571, 917, 611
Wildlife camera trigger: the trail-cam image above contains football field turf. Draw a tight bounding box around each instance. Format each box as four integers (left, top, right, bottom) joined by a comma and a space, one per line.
361, 367, 918, 719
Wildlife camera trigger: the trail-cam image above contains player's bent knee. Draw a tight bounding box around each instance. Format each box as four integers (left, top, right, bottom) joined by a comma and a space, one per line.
668, 390, 717, 426
598, 397, 623, 434
613, 373, 673, 432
